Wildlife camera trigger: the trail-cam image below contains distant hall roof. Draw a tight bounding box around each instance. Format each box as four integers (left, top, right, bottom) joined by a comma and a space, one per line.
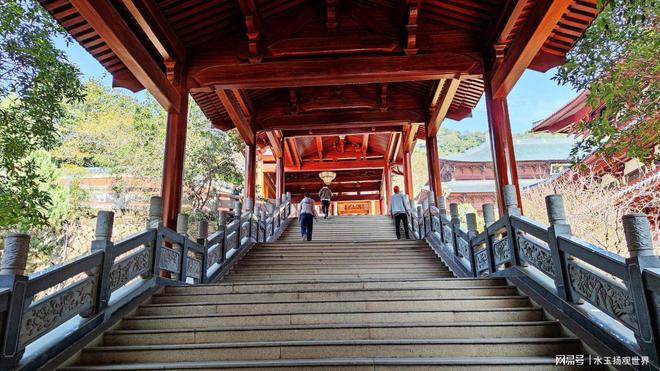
441, 135, 578, 163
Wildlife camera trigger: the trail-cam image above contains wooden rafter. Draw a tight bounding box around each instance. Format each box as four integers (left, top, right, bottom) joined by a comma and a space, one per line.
283, 138, 295, 167
403, 124, 419, 153
237, 0, 262, 63
69, 0, 180, 111
490, 0, 573, 98
216, 89, 255, 145
120, 0, 187, 64
191, 51, 482, 89
362, 134, 369, 159
258, 110, 425, 131
404, 0, 421, 55
265, 130, 283, 158
426, 78, 461, 138
288, 137, 302, 169
283, 125, 401, 138
285, 159, 385, 172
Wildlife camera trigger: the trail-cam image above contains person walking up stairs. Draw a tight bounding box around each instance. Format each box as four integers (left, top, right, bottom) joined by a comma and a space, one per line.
59, 216, 596, 370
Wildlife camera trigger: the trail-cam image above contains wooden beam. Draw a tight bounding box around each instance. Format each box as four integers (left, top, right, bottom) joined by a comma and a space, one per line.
379, 83, 388, 112
326, 0, 337, 32
283, 138, 295, 167
288, 183, 380, 193
285, 175, 382, 187
362, 134, 369, 159
191, 51, 482, 89
287, 159, 385, 172
237, 0, 262, 63
121, 0, 186, 64
216, 89, 255, 145
403, 124, 420, 152
288, 137, 302, 169
70, 0, 180, 111
258, 110, 425, 131
291, 194, 380, 202
426, 78, 461, 138
315, 136, 324, 160
404, 0, 420, 54
490, 0, 572, 98
265, 130, 282, 158
283, 125, 401, 138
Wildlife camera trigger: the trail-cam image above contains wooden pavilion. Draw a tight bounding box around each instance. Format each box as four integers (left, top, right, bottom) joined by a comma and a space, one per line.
39, 0, 600, 227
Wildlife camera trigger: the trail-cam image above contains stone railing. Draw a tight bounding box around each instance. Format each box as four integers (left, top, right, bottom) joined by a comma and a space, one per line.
0, 193, 292, 370
414, 185, 659, 368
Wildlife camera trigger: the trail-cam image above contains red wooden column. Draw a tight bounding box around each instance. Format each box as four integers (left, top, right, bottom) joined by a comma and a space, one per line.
276, 156, 285, 199
383, 163, 393, 212
426, 135, 442, 201
161, 90, 188, 229
244, 142, 257, 207
485, 78, 522, 214
403, 150, 414, 198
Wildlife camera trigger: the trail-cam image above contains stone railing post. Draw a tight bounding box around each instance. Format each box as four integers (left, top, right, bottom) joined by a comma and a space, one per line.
148, 196, 165, 278
428, 191, 436, 207
482, 203, 495, 229
258, 210, 265, 242
147, 196, 163, 229
623, 214, 660, 365
267, 203, 275, 236
88, 211, 115, 318
482, 203, 497, 274
449, 203, 461, 257
416, 205, 424, 238
218, 211, 228, 263
544, 194, 575, 302
275, 197, 282, 227
286, 192, 292, 216
0, 234, 30, 367
502, 185, 522, 266
197, 220, 209, 283
176, 213, 189, 282
466, 212, 478, 277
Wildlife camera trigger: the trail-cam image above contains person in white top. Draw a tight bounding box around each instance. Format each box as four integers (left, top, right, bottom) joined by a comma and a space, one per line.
299, 193, 318, 241
318, 186, 333, 219
389, 186, 410, 239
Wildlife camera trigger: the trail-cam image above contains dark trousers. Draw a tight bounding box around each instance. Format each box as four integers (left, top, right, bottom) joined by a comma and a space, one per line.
394, 213, 410, 240
321, 200, 330, 218
300, 213, 314, 241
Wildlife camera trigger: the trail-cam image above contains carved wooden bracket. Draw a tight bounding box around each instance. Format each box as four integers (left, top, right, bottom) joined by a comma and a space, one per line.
404, 0, 420, 55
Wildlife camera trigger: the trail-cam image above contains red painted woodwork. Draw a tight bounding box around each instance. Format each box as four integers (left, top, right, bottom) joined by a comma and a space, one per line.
383, 164, 393, 210
161, 90, 188, 228
403, 150, 414, 197
244, 143, 257, 205
275, 156, 284, 199
427, 79, 461, 138
485, 78, 522, 214
426, 135, 442, 200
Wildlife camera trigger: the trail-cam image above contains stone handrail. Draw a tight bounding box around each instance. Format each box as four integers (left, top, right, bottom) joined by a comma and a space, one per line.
415, 185, 659, 368
0, 193, 293, 370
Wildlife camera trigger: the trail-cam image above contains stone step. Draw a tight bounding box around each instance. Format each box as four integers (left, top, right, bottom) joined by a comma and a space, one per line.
163, 278, 508, 294
238, 260, 442, 267
79, 338, 579, 364
137, 296, 532, 316
230, 267, 449, 274
222, 273, 454, 282
104, 321, 561, 346
58, 357, 590, 370
120, 308, 544, 329
152, 286, 520, 303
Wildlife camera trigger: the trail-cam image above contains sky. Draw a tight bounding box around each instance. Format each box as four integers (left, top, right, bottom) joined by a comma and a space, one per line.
57, 37, 580, 134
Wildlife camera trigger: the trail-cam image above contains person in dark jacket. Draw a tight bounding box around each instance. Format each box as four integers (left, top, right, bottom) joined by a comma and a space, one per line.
318, 186, 333, 219
299, 193, 318, 241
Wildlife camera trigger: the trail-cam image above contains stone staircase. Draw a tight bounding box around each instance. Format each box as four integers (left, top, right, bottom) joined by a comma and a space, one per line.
59, 216, 590, 370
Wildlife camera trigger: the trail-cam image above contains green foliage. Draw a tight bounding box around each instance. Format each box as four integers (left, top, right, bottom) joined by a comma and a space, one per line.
555, 0, 659, 163
184, 104, 244, 213
437, 128, 487, 156
0, 0, 84, 230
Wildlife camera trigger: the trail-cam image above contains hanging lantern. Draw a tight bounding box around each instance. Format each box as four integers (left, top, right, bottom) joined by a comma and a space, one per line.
319, 171, 336, 185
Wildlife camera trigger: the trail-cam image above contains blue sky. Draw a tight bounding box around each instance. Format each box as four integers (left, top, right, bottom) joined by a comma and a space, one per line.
57, 37, 580, 134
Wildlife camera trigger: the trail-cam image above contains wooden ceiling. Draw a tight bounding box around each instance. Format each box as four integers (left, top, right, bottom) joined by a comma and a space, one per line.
40, 0, 600, 198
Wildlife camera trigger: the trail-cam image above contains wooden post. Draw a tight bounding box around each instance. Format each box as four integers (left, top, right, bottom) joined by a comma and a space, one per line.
484, 77, 521, 215
276, 156, 285, 200
245, 143, 257, 209
426, 135, 442, 199
403, 150, 413, 197
161, 89, 189, 229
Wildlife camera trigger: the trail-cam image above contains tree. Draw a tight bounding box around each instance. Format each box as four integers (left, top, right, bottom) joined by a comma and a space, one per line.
0, 0, 84, 230
555, 0, 659, 163
183, 104, 243, 215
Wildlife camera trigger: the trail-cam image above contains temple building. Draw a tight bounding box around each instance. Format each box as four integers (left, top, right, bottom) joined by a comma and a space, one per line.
418, 135, 576, 212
